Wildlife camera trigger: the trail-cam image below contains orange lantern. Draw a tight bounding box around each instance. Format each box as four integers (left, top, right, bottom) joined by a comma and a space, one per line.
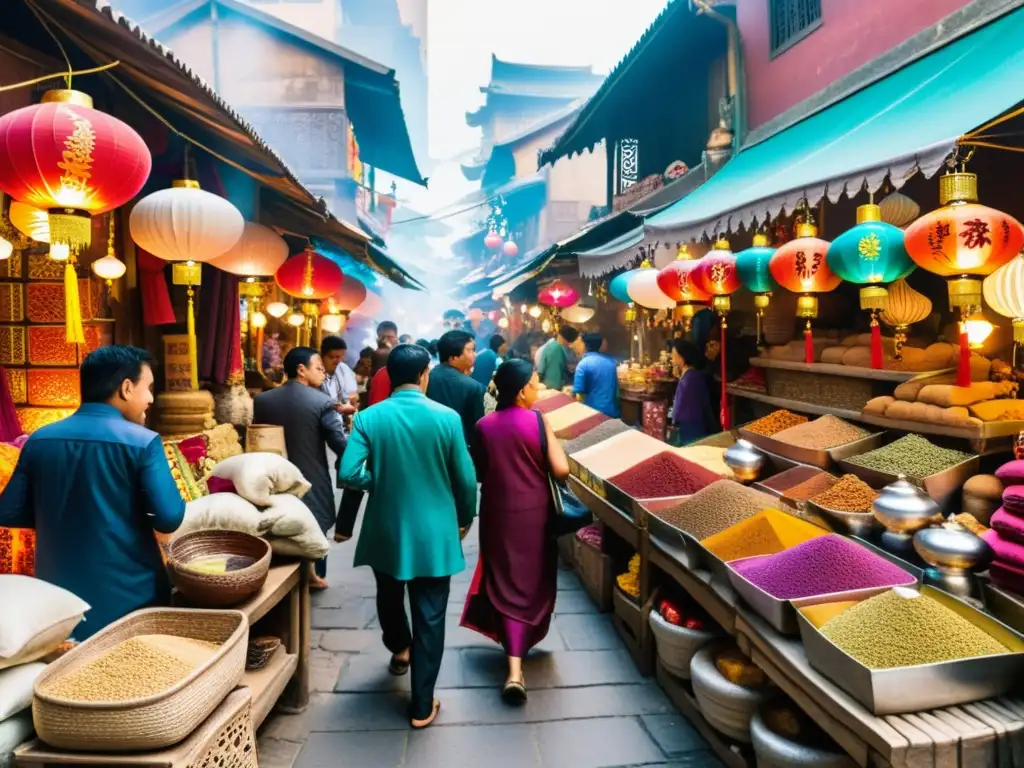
657, 244, 710, 331
769, 213, 841, 363
275, 246, 344, 300
905, 170, 1024, 386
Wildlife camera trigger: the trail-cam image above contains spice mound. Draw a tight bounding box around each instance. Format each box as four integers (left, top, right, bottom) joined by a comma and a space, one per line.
810, 474, 878, 512
617, 554, 641, 598
653, 480, 782, 540
700, 509, 827, 562
555, 412, 610, 441
845, 433, 973, 479
820, 589, 1009, 668
782, 472, 838, 503
40, 634, 220, 702
563, 420, 632, 455
772, 415, 868, 450
743, 410, 808, 437
608, 451, 722, 499
533, 393, 575, 414
730, 535, 913, 600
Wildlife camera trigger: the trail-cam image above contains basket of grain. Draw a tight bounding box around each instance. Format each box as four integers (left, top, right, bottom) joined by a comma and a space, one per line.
168, 530, 271, 607
32, 607, 248, 751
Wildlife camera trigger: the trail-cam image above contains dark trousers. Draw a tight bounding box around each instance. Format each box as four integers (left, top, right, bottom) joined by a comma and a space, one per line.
373, 570, 450, 720
335, 488, 365, 539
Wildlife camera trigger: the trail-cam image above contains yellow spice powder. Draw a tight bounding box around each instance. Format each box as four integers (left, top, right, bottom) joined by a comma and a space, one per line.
700, 508, 828, 562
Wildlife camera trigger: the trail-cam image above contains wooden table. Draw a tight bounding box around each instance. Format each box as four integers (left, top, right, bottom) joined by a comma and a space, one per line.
16, 561, 310, 766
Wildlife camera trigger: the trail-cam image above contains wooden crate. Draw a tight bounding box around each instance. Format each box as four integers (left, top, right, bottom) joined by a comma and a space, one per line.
612, 585, 656, 676
577, 538, 614, 613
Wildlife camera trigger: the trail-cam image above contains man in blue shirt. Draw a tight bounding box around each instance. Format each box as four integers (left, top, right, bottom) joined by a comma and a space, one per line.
470, 333, 505, 388
0, 346, 184, 640
573, 332, 621, 418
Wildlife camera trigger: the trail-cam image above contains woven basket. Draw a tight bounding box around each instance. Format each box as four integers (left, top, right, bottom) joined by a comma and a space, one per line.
245, 636, 281, 671
32, 608, 248, 752
168, 531, 272, 608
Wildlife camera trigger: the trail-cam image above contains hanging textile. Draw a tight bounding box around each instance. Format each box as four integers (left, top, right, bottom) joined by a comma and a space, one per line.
137, 248, 176, 326
198, 265, 242, 385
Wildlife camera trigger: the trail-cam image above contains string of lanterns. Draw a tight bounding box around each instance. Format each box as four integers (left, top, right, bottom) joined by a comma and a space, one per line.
483, 194, 518, 258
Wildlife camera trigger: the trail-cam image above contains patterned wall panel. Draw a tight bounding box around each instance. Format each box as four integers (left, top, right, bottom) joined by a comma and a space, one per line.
0, 283, 24, 322
6, 368, 25, 404
28, 326, 77, 366
0, 326, 25, 366
27, 369, 81, 408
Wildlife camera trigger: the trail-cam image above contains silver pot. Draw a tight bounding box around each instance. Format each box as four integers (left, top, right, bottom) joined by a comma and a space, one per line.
914, 527, 991, 603
724, 439, 765, 483
873, 475, 942, 553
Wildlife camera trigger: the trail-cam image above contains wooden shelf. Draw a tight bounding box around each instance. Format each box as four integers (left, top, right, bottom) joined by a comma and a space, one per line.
237, 562, 301, 624
726, 386, 864, 420
749, 357, 945, 383
244, 646, 298, 728
568, 475, 642, 550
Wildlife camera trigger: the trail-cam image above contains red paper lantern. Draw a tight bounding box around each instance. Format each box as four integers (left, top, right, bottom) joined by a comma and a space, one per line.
503, 240, 519, 258
769, 219, 841, 363
657, 244, 710, 331
0, 89, 151, 252
484, 232, 502, 250
323, 274, 367, 313
692, 238, 742, 315
275, 247, 343, 300
538, 279, 579, 309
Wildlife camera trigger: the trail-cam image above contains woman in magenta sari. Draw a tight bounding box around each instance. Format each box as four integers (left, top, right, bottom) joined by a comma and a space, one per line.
461, 359, 570, 704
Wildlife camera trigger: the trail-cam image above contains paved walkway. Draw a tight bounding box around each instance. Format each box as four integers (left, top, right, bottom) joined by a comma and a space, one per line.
258, 517, 720, 768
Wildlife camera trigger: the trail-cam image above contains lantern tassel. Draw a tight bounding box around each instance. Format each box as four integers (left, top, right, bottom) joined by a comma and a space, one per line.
804, 320, 814, 364
63, 263, 85, 345
187, 288, 199, 390
720, 320, 730, 430
957, 325, 971, 388
870, 314, 883, 370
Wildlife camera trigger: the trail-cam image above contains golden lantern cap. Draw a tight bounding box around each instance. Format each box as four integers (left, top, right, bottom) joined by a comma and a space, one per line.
752, 233, 769, 247
171, 179, 201, 189
856, 204, 882, 224
796, 222, 818, 238
41, 89, 93, 109
675, 244, 691, 261
713, 237, 731, 250
640, 259, 653, 269
938, 172, 978, 206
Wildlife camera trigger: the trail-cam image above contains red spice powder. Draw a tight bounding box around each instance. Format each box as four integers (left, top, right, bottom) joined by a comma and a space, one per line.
534, 394, 575, 414
608, 451, 722, 499
555, 412, 611, 440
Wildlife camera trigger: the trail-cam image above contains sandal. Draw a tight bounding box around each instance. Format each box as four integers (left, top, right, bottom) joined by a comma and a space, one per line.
502, 678, 527, 706
388, 653, 410, 676
411, 698, 441, 729
309, 575, 329, 591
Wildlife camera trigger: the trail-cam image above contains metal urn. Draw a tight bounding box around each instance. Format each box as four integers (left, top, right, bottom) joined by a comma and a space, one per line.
872, 475, 942, 554
914, 525, 992, 603
724, 439, 764, 483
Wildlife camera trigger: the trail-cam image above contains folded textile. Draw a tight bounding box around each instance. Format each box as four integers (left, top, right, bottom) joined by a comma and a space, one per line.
982, 528, 1024, 568
1003, 485, 1024, 517
996, 460, 1024, 484
990, 559, 1024, 597
991, 508, 1024, 546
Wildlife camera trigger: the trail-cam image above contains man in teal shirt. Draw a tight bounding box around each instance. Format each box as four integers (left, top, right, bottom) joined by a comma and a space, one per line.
0, 346, 184, 640
339, 344, 477, 729
537, 326, 579, 390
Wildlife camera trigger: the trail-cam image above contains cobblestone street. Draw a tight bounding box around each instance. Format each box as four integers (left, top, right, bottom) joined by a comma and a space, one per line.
258, 511, 720, 768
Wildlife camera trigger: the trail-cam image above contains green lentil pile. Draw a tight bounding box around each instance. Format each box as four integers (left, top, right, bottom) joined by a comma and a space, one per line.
820, 589, 1008, 669
844, 434, 972, 479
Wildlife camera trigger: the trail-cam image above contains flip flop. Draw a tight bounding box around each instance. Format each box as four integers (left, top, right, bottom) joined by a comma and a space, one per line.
388, 654, 410, 676
501, 679, 527, 706
411, 698, 441, 729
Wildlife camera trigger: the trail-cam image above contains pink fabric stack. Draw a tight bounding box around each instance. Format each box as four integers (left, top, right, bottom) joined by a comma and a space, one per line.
985, 461, 1024, 594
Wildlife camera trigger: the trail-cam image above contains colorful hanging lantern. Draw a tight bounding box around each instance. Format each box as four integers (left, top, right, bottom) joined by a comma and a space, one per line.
275, 246, 344, 301
538, 279, 579, 309
208, 221, 288, 277
503, 240, 519, 258
827, 202, 915, 368
905, 170, 1024, 385
735, 232, 778, 346
91, 216, 126, 287
627, 261, 675, 310
130, 179, 244, 389
484, 231, 502, 250
983, 254, 1024, 345
320, 313, 346, 335
880, 278, 932, 361
0, 89, 151, 344
879, 191, 920, 228
657, 244, 710, 331
561, 304, 595, 324
323, 274, 367, 314
609, 270, 636, 303
769, 213, 841, 364
693, 238, 742, 429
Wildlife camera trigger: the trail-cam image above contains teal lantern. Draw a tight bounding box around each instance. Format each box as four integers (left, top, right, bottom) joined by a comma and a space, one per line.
826, 202, 915, 368
735, 233, 778, 345
609, 269, 639, 303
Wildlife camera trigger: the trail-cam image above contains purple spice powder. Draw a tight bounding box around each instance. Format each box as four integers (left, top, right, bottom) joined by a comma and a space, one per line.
731, 535, 913, 599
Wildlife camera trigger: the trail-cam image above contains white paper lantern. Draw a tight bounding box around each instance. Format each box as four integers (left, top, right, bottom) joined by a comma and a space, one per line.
320, 314, 346, 334
983, 253, 1024, 341
266, 301, 289, 318
208, 221, 288, 277
561, 304, 595, 324
91, 254, 126, 283
0, 237, 11, 261
627, 267, 675, 309
129, 180, 244, 263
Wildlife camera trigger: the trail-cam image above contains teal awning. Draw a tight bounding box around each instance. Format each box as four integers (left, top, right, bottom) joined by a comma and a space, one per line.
647, 7, 1024, 240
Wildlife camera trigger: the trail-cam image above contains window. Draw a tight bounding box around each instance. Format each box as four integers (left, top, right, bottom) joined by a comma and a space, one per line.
769, 0, 822, 57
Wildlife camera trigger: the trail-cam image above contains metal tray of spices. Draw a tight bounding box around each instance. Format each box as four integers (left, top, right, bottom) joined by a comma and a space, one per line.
753, 465, 829, 506
737, 425, 883, 470
835, 453, 979, 512
804, 499, 880, 537
644, 507, 703, 569
794, 585, 1024, 715
725, 554, 917, 635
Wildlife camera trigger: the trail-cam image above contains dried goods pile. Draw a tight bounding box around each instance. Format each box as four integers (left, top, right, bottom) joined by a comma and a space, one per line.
533, 393, 574, 414
731, 535, 913, 600
819, 589, 1009, 668
673, 445, 732, 479
608, 452, 721, 499
810, 474, 878, 512
182, 554, 256, 575
555, 412, 610, 440
845, 434, 972, 479
700, 509, 827, 562
652, 480, 782, 540
563, 420, 632, 455
40, 634, 220, 702
772, 415, 869, 450
617, 554, 641, 598
743, 410, 808, 437
782, 472, 838, 502
572, 429, 666, 478
546, 403, 599, 432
